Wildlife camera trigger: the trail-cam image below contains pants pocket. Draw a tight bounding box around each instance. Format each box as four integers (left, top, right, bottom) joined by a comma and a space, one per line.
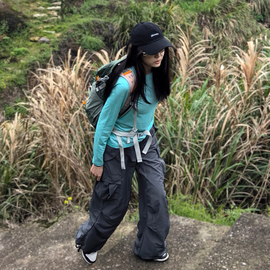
95, 145, 122, 200
95, 180, 120, 200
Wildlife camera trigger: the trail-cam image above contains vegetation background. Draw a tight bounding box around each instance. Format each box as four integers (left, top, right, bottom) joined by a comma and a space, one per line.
1, 0, 270, 226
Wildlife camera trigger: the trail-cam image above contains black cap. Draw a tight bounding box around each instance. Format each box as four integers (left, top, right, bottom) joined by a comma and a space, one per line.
129, 22, 173, 55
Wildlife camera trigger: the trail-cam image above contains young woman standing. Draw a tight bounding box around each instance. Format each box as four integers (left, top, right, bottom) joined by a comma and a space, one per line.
76, 21, 173, 264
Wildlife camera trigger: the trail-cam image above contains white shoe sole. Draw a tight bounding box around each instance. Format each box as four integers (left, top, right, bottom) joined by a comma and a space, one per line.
154, 253, 169, 262
81, 250, 97, 264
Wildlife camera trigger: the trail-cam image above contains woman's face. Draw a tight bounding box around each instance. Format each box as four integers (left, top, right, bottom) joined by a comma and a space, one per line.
141, 49, 165, 74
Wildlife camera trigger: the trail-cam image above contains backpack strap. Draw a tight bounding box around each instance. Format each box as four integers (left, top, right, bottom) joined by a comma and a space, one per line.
118, 69, 136, 117
112, 68, 152, 169
120, 69, 136, 93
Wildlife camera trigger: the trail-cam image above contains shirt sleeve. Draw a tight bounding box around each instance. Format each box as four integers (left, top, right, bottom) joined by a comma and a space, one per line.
92, 77, 130, 166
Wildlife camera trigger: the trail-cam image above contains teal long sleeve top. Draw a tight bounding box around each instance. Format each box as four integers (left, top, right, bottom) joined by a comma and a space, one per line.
92, 68, 159, 166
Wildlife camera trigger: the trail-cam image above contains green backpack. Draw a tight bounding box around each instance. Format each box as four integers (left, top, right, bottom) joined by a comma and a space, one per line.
85, 58, 136, 128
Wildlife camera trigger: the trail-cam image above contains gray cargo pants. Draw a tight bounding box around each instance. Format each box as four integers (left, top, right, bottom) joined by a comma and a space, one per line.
75, 126, 170, 260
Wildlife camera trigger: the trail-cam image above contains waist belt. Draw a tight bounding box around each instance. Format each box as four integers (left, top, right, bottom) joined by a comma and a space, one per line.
111, 107, 152, 169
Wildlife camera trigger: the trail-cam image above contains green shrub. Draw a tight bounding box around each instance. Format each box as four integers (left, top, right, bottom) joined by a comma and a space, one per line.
60, 0, 79, 19
0, 78, 6, 90
4, 98, 28, 119
3, 104, 16, 119
253, 11, 264, 22
0, 20, 9, 35
79, 0, 109, 16
10, 47, 29, 57
81, 35, 104, 51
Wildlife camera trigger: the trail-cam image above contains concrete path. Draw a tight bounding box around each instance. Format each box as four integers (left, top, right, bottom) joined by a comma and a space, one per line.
0, 211, 269, 270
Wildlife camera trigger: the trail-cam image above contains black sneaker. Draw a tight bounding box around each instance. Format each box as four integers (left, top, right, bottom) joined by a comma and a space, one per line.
81, 250, 97, 264
154, 253, 169, 262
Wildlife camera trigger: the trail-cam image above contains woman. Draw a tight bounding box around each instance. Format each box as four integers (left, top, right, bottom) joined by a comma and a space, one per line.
76, 22, 173, 264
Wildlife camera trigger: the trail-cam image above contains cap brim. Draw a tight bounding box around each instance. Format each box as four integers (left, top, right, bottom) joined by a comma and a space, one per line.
139, 38, 173, 55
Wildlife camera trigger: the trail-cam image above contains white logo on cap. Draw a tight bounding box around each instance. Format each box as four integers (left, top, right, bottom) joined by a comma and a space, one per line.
151, 33, 159, 37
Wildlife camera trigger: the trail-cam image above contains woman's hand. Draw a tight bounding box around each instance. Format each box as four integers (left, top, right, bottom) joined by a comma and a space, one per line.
90, 164, 103, 181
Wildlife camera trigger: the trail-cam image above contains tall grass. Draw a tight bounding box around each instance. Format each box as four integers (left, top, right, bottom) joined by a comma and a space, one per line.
0, 49, 96, 221
156, 30, 270, 210
0, 114, 51, 221
27, 48, 95, 196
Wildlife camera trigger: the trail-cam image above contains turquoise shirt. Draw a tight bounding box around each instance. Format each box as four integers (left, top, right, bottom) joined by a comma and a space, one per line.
92, 68, 158, 166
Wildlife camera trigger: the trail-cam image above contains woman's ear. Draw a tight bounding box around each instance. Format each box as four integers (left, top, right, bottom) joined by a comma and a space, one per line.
137, 50, 144, 57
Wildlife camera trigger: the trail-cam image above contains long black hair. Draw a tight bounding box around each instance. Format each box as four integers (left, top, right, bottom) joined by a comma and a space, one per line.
103, 45, 171, 104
